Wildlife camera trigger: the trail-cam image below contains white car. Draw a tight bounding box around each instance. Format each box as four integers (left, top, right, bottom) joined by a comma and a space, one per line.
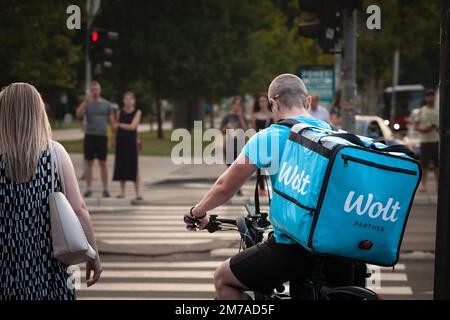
354, 115, 396, 145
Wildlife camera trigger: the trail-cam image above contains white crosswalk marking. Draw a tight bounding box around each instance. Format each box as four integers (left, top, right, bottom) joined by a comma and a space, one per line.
79, 205, 413, 300
90, 205, 245, 247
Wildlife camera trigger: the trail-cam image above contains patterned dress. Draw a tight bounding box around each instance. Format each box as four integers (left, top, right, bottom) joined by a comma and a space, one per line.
0, 148, 75, 300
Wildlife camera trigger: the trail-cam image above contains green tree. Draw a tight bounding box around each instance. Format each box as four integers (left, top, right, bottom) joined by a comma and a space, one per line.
0, 0, 82, 94
357, 0, 440, 112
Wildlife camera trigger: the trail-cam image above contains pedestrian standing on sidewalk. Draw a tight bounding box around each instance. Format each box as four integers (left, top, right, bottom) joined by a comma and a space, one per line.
413, 89, 439, 192
220, 96, 248, 196
308, 94, 330, 123
76, 81, 115, 198
330, 89, 342, 128
112, 91, 143, 200
251, 92, 274, 197
0, 83, 102, 300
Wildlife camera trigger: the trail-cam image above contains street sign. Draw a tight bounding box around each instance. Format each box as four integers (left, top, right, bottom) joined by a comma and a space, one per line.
299, 65, 335, 107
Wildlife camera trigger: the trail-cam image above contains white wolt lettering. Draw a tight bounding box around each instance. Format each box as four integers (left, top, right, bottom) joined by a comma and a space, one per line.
344, 191, 373, 216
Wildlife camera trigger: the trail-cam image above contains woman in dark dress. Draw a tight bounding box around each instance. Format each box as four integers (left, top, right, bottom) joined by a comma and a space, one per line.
251, 92, 274, 196
113, 91, 142, 200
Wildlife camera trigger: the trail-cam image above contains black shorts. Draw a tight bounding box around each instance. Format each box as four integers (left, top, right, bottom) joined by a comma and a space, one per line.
420, 142, 439, 167
84, 134, 108, 161
229, 235, 357, 294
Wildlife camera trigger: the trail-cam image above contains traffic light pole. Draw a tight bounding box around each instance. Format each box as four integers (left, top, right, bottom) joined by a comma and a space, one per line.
85, 0, 93, 94
85, 0, 100, 94
340, 8, 357, 133
434, 0, 450, 300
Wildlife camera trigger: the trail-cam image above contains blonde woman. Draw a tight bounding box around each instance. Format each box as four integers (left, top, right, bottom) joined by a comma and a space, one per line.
0, 83, 102, 300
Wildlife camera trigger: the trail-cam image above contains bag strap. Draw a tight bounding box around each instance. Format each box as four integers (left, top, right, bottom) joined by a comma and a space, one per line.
49, 143, 56, 194
277, 119, 300, 128
49, 141, 65, 194
254, 169, 261, 215
372, 144, 415, 157
279, 119, 414, 156
328, 133, 415, 157
327, 133, 369, 148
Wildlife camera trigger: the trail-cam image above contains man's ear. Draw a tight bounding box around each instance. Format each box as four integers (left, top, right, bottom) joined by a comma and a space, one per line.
304, 96, 312, 111
268, 98, 276, 113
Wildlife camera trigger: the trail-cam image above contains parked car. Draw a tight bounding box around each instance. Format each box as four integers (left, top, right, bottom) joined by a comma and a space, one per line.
351, 115, 420, 159
354, 115, 398, 146
399, 108, 421, 159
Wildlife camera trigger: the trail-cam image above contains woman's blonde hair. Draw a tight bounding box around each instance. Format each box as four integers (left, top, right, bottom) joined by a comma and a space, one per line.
0, 83, 52, 182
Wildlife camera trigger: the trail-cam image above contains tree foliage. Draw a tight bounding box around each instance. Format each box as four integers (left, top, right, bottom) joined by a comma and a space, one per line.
358, 0, 440, 89
0, 0, 82, 94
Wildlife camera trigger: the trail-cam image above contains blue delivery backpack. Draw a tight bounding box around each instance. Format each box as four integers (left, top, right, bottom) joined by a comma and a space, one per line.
269, 119, 422, 266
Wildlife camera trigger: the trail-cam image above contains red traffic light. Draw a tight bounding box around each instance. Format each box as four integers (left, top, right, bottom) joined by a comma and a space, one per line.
91, 31, 99, 43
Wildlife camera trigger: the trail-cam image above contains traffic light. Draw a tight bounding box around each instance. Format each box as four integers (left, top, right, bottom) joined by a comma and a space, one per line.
297, 0, 362, 53
88, 28, 119, 75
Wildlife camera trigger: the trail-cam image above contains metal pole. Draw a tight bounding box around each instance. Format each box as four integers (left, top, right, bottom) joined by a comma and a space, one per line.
434, 0, 450, 300
85, 0, 101, 93
85, 0, 93, 94
334, 39, 342, 91
340, 9, 357, 133
391, 49, 400, 127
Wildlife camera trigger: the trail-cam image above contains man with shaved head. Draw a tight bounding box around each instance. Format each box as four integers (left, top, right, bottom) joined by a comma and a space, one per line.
185, 74, 356, 300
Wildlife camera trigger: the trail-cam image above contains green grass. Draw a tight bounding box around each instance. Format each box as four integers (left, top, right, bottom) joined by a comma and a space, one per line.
60, 130, 183, 157
51, 119, 83, 130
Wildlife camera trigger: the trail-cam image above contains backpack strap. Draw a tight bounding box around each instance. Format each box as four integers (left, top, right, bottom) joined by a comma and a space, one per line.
278, 119, 340, 134
327, 133, 415, 157
372, 144, 416, 158
277, 119, 300, 128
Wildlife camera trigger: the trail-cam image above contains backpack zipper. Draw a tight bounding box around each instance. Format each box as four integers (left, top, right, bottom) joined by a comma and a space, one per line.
273, 188, 315, 216
341, 155, 417, 175
307, 145, 343, 249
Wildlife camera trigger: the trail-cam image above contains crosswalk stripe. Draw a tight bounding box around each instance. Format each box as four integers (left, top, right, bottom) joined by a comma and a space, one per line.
374, 286, 413, 295
89, 207, 267, 214
77, 283, 215, 292
93, 221, 188, 226
95, 232, 239, 239
101, 239, 212, 245
368, 264, 406, 271
77, 297, 208, 300
79, 261, 222, 269
93, 226, 205, 231
380, 273, 408, 281
82, 270, 215, 279
91, 216, 233, 220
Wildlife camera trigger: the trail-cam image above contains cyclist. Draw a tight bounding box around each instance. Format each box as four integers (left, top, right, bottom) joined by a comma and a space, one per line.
186, 74, 357, 300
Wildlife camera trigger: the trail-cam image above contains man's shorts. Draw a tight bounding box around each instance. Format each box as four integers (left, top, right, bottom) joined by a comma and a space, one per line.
84, 134, 108, 161
420, 142, 439, 168
229, 235, 357, 294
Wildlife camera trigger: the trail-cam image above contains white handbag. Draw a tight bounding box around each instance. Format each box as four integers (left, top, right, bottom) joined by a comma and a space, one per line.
49, 142, 97, 265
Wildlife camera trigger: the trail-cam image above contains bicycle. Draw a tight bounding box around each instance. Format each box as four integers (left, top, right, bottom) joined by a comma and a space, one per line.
184, 203, 381, 300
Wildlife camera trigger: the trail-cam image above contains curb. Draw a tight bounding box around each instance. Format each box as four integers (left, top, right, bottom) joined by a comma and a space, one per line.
97, 239, 238, 257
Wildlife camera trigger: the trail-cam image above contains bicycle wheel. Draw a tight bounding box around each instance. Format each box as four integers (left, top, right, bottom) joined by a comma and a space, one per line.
322, 286, 381, 300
